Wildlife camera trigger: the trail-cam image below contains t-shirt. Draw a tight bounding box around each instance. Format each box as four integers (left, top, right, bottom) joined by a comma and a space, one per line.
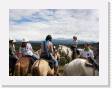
80, 49, 94, 59
19, 43, 33, 56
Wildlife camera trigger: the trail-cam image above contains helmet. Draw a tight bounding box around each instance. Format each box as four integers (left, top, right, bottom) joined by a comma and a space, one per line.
22, 38, 29, 42
73, 36, 77, 40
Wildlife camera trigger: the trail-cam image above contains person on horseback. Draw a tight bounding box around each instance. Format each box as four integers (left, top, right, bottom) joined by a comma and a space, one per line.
9, 37, 18, 60
71, 35, 78, 59
19, 38, 40, 62
41, 35, 59, 75
80, 43, 99, 70
9, 37, 19, 75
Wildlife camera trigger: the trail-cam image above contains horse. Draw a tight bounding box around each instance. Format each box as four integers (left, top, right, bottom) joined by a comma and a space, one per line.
9, 55, 18, 76
15, 49, 41, 76
31, 59, 54, 76
63, 58, 99, 76
31, 51, 60, 76
15, 56, 33, 76
58, 45, 72, 62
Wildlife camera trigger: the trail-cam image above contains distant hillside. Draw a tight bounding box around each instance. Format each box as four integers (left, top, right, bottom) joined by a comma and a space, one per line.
15, 39, 99, 52
16, 38, 98, 45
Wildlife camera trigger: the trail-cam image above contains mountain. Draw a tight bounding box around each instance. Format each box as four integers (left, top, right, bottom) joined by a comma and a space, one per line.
16, 38, 98, 45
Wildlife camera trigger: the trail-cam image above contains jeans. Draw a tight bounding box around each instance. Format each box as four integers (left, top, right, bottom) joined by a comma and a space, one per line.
49, 54, 58, 67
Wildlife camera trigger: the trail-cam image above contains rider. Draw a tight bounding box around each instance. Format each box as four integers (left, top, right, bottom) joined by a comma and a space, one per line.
80, 43, 99, 70
9, 37, 19, 60
71, 35, 78, 59
19, 38, 39, 62
41, 35, 58, 75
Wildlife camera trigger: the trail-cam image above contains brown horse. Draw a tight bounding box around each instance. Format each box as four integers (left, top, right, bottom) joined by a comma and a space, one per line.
31, 52, 60, 76
15, 56, 33, 76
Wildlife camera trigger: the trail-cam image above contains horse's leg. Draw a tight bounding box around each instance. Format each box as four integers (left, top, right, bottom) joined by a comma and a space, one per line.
93, 66, 96, 76
47, 67, 54, 76
11, 66, 15, 76
40, 72, 48, 76
9, 68, 13, 76
21, 65, 28, 76
15, 63, 20, 76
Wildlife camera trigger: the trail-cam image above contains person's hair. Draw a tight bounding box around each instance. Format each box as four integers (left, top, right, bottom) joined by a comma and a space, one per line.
21, 42, 27, 47
46, 35, 52, 41
73, 36, 77, 40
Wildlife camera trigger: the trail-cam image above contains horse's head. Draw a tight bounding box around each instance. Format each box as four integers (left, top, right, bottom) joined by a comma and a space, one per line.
53, 47, 61, 60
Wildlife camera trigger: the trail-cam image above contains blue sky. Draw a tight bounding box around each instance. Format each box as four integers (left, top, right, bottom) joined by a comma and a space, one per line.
9, 9, 99, 41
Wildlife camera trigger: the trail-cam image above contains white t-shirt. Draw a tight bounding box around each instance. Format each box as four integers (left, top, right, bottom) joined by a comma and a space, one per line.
80, 49, 94, 59
19, 43, 33, 56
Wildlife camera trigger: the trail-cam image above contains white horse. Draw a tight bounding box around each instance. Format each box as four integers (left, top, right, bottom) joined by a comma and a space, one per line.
63, 58, 99, 76
58, 45, 83, 61
58, 45, 72, 61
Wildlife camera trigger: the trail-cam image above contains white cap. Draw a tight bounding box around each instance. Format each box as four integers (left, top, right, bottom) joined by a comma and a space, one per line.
9, 37, 13, 41
9, 37, 16, 42
22, 38, 29, 42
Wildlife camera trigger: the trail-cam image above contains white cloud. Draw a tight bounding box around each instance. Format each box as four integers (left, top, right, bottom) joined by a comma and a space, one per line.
9, 9, 99, 42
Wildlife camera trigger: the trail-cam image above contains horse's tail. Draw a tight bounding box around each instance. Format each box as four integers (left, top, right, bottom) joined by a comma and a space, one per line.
15, 62, 20, 76
32, 66, 40, 76
31, 60, 40, 76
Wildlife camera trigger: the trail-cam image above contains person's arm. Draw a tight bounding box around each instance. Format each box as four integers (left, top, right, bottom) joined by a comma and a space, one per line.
49, 44, 54, 53
47, 41, 54, 54
11, 45, 15, 55
90, 50, 94, 59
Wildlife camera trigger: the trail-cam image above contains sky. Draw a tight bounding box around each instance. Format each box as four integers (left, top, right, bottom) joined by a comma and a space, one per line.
9, 9, 99, 42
